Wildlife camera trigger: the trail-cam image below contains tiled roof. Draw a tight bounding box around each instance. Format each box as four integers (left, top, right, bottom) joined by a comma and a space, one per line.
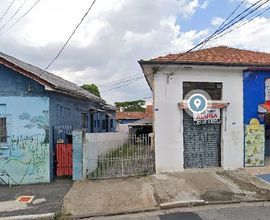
0, 51, 103, 102
145, 105, 153, 119
116, 112, 145, 120
141, 46, 270, 66
116, 105, 153, 120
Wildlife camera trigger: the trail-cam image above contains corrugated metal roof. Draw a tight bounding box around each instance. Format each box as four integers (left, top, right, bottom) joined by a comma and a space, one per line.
0, 51, 103, 102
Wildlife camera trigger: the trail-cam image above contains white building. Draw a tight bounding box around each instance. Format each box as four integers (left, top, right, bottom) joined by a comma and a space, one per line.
139, 46, 270, 173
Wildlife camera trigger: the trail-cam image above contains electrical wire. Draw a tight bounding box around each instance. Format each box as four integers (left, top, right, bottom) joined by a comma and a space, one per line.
0, 0, 16, 22
159, 0, 270, 84
208, 0, 269, 41
212, 4, 270, 41
98, 73, 142, 88
44, 0, 97, 70
100, 76, 144, 92
100, 0, 270, 92
156, 0, 266, 74
99, 75, 144, 88
0, 0, 41, 37
0, 0, 28, 33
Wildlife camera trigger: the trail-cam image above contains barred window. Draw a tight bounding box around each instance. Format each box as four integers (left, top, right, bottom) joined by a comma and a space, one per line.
0, 117, 7, 143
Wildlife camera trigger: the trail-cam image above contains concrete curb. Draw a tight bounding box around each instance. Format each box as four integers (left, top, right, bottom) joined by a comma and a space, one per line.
0, 213, 55, 220
160, 200, 206, 209
206, 199, 269, 205
72, 207, 160, 219
69, 199, 270, 219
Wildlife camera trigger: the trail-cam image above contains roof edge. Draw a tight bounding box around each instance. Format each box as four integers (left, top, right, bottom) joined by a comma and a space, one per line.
139, 60, 270, 68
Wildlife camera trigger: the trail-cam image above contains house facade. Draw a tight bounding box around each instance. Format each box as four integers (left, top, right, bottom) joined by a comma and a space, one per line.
139, 46, 270, 172
0, 52, 116, 185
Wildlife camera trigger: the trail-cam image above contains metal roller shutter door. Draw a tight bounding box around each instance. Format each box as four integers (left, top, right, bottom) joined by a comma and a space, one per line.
183, 111, 221, 168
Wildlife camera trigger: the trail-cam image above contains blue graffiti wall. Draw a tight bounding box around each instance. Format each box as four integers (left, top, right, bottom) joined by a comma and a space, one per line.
243, 70, 270, 124
0, 97, 49, 185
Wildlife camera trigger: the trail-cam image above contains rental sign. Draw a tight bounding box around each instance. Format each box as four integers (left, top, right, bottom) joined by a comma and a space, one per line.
193, 108, 221, 125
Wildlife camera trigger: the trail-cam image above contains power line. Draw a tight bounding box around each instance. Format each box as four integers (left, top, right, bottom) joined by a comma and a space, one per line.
197, 0, 245, 51
0, 0, 41, 37
99, 75, 144, 88
163, 0, 270, 80
98, 0, 251, 91
156, 0, 264, 74
98, 73, 142, 87
101, 0, 270, 92
100, 76, 144, 92
209, 0, 269, 41
0, 0, 16, 22
44, 0, 97, 71
0, 0, 28, 33
212, 2, 270, 41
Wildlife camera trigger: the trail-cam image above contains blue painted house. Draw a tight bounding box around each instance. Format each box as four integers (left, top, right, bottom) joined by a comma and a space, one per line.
0, 52, 116, 185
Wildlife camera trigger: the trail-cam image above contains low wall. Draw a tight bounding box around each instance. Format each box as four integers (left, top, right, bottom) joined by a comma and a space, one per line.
83, 132, 129, 177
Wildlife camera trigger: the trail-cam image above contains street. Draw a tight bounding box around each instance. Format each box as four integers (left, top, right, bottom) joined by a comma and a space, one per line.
88, 202, 270, 220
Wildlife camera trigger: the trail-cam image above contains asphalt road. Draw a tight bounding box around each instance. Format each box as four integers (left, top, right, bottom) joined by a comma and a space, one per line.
90, 203, 270, 220
0, 178, 72, 218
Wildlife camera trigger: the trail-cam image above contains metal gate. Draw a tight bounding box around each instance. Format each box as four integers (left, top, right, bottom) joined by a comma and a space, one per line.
87, 134, 155, 179
183, 112, 221, 168
53, 126, 73, 177
56, 143, 73, 176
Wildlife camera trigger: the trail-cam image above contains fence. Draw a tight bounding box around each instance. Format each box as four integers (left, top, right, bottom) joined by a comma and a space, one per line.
83, 133, 155, 179
83, 132, 128, 177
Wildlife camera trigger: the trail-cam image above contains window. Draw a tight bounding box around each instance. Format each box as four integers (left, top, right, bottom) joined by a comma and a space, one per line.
81, 113, 88, 129
0, 117, 7, 143
102, 120, 106, 130
110, 119, 113, 129
183, 82, 222, 100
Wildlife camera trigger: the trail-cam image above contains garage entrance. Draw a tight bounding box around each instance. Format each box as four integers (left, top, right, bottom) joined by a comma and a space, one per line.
183, 82, 222, 168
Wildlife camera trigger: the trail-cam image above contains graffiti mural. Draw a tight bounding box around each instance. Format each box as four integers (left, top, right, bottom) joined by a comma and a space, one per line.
245, 118, 265, 167
0, 97, 50, 185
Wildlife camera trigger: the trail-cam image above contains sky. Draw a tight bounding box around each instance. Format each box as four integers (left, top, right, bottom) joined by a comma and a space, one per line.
0, 0, 270, 105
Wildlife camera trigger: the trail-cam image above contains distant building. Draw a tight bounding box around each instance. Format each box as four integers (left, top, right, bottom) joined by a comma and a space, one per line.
116, 105, 153, 134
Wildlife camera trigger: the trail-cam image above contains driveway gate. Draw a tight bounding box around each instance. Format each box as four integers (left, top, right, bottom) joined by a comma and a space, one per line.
85, 134, 155, 179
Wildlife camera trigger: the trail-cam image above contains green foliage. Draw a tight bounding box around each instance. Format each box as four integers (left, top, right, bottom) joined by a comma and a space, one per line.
81, 83, 101, 97
114, 99, 145, 112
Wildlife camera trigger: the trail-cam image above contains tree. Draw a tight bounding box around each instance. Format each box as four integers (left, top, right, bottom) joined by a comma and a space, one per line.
81, 84, 101, 97
114, 100, 146, 112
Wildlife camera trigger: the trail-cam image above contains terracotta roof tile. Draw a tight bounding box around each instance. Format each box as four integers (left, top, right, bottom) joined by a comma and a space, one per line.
145, 46, 270, 66
144, 105, 153, 119
116, 105, 153, 120
116, 112, 145, 120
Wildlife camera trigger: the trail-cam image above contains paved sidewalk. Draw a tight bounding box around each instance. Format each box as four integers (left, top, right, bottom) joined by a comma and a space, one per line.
63, 170, 270, 218
0, 178, 72, 218
63, 177, 157, 217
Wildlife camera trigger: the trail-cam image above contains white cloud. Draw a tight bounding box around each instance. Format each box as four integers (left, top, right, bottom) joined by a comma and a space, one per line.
201, 0, 210, 9
207, 16, 270, 52
0, 0, 205, 104
211, 17, 225, 26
